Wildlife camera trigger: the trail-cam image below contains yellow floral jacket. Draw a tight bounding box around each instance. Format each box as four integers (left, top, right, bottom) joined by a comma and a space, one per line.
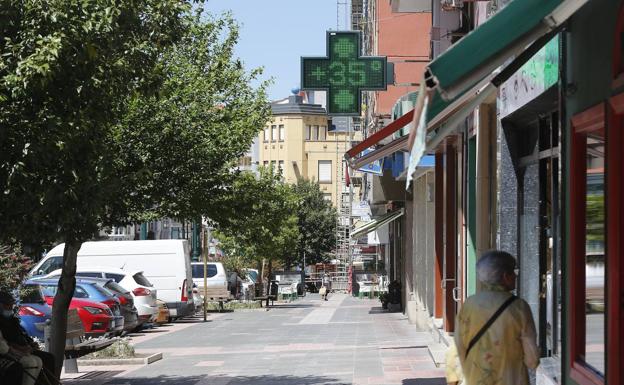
455, 287, 539, 385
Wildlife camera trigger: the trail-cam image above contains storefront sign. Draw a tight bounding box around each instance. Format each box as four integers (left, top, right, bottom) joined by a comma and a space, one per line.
499, 35, 559, 118
301, 31, 387, 116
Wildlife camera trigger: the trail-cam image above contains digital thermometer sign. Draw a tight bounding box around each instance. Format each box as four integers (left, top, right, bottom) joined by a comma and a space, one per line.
301, 31, 387, 116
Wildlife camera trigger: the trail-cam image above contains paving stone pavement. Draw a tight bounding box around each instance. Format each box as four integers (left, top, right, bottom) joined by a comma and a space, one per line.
63, 294, 446, 385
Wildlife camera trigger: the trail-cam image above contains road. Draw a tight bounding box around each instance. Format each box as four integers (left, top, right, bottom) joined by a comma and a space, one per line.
64, 294, 445, 385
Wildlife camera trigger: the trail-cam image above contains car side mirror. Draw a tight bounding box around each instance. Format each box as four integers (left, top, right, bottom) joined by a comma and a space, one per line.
38, 270, 44, 276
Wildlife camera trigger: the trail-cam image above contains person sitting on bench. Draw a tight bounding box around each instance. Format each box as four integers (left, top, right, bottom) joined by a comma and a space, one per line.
0, 290, 55, 385
0, 329, 24, 384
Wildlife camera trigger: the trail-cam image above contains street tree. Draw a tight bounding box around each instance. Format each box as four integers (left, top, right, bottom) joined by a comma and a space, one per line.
291, 179, 338, 269
0, 1, 191, 375
113, 13, 271, 224
216, 168, 299, 301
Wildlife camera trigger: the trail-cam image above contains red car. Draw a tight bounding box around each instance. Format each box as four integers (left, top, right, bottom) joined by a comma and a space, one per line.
41, 293, 114, 336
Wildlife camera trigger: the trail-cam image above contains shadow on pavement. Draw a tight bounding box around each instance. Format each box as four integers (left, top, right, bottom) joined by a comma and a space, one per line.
66, 373, 349, 385
269, 303, 315, 309
402, 378, 447, 385
380, 345, 428, 350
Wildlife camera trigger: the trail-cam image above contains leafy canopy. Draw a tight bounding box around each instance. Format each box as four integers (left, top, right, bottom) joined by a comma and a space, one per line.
113, 13, 271, 223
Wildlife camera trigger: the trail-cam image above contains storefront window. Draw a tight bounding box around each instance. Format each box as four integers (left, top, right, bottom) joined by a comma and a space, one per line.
584, 134, 605, 375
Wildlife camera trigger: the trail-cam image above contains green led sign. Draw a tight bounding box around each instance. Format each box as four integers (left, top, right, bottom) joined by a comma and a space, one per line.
301, 31, 387, 116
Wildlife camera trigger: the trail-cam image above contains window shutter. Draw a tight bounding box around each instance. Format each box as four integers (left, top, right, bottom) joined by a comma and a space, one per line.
318, 160, 332, 182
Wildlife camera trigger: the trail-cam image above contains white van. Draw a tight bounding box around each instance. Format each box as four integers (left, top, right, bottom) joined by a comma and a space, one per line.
31, 240, 194, 319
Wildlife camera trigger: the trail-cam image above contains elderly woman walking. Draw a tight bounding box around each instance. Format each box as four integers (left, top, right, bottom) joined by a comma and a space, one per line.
455, 250, 539, 385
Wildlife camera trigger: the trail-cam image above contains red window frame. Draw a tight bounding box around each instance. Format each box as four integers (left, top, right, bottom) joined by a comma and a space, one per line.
570, 95, 624, 385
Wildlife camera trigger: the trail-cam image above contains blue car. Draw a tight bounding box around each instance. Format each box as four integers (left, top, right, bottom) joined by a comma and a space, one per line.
17, 281, 52, 341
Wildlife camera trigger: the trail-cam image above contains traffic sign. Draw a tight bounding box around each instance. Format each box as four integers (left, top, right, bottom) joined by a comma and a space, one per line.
301, 31, 388, 116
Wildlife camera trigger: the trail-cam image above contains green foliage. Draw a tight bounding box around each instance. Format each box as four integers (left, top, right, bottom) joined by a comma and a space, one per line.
291, 179, 337, 267
216, 168, 299, 268
0, 244, 33, 292
586, 194, 605, 243
85, 338, 135, 359
112, 13, 271, 223
0, 0, 192, 245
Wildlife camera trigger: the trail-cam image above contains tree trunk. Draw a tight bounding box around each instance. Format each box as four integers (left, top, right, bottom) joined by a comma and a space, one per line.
265, 259, 272, 307
49, 239, 81, 378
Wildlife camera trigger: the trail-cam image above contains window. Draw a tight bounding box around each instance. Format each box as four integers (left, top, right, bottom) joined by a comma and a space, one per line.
133, 273, 153, 287
318, 160, 332, 183
192, 264, 217, 278
279, 125, 285, 141
323, 193, 332, 202
37, 257, 63, 276
263, 161, 269, 167
76, 272, 103, 279
74, 285, 89, 299
319, 126, 326, 141
264, 127, 269, 142
105, 273, 126, 283
569, 99, 624, 385
312, 125, 319, 140
305, 125, 311, 140
278, 160, 284, 175
271, 125, 277, 141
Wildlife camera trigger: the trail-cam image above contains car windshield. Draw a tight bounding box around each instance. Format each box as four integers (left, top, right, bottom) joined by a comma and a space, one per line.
247, 270, 259, 283
192, 264, 217, 278
19, 285, 45, 303
90, 282, 115, 297
133, 273, 153, 287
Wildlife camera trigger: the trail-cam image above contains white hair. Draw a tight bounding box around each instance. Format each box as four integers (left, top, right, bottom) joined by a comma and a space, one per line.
476, 250, 516, 286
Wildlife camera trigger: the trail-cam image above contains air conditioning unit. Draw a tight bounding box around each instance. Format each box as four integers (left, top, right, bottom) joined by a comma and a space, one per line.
441, 0, 463, 10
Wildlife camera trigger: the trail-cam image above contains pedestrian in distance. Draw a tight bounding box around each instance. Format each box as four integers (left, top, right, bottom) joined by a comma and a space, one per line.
455, 250, 539, 385
319, 285, 328, 301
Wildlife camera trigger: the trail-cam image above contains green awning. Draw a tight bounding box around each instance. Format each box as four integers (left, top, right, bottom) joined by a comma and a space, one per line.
351, 208, 404, 239
425, 0, 586, 101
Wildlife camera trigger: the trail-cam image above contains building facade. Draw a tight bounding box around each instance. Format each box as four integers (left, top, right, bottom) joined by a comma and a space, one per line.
258, 94, 362, 207
346, 0, 623, 384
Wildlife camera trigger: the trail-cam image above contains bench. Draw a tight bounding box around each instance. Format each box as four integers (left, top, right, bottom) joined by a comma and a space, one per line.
197, 287, 231, 312
255, 295, 276, 307
46, 309, 116, 374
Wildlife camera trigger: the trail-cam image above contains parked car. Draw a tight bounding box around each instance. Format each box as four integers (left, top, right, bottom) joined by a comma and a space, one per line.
44, 267, 157, 326
241, 269, 258, 300
33, 278, 124, 335
16, 281, 52, 340
78, 277, 139, 333
31, 240, 194, 320
190, 262, 228, 291
37, 285, 114, 337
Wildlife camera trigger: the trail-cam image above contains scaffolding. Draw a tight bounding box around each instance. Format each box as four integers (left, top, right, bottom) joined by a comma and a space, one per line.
333, 119, 352, 292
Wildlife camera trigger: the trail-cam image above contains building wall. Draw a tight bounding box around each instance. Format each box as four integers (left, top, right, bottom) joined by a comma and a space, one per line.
259, 113, 361, 206
408, 169, 435, 329
375, 0, 431, 116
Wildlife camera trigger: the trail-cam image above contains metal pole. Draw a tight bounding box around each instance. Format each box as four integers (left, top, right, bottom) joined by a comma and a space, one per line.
203, 227, 210, 322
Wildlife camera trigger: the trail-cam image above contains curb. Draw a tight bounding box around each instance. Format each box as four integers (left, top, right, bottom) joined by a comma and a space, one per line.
77, 352, 162, 366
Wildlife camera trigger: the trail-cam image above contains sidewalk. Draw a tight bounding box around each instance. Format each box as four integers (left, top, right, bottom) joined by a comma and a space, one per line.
63, 294, 446, 385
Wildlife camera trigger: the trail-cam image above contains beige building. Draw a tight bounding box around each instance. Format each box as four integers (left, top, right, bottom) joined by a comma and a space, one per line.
259, 95, 362, 206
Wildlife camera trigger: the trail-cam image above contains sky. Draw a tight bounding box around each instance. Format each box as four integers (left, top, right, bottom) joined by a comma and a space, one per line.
203, 0, 343, 101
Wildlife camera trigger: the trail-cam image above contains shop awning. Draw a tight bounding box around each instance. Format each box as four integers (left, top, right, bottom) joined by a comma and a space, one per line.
402, 0, 588, 188
426, 0, 587, 101
351, 208, 404, 239
345, 109, 414, 160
